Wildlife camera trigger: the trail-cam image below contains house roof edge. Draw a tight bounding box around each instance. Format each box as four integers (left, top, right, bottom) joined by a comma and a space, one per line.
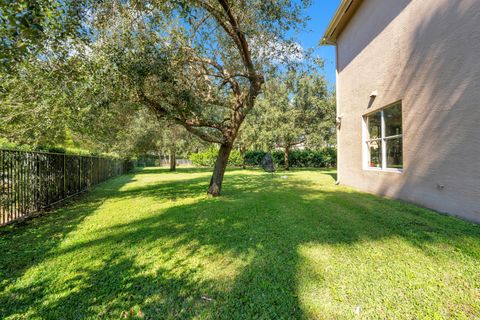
321, 0, 364, 45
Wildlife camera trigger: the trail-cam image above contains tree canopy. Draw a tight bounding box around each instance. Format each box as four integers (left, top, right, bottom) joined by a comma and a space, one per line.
239, 69, 335, 169
75, 0, 312, 195
0, 0, 84, 71
0, 0, 336, 195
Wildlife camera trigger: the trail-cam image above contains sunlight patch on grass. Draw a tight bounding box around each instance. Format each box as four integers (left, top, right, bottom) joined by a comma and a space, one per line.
1, 167, 479, 319
297, 237, 480, 319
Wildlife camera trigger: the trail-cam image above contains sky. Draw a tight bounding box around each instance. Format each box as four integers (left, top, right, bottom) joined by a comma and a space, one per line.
294, 0, 342, 89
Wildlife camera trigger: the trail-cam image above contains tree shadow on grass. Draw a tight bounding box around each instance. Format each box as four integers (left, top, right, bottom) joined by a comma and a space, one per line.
6, 254, 216, 319
0, 173, 136, 317
1, 169, 479, 319
133, 167, 214, 175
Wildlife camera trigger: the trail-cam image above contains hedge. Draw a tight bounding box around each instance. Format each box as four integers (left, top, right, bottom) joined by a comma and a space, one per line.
0, 138, 119, 158
189, 147, 243, 167
244, 148, 336, 168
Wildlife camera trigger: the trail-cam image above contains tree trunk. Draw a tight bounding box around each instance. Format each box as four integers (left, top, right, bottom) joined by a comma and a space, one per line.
208, 143, 233, 196
284, 146, 290, 171
169, 149, 176, 171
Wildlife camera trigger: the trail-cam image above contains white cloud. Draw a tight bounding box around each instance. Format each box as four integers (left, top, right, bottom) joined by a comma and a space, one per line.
249, 35, 305, 64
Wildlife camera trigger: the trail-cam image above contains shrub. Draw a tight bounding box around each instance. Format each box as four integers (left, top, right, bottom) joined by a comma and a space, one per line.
0, 138, 33, 151
243, 150, 267, 166
244, 148, 337, 168
0, 139, 122, 158
189, 147, 218, 167
228, 149, 244, 167
189, 147, 244, 167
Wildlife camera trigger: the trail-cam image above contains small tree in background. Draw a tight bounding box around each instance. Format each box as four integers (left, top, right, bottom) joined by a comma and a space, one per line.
117, 110, 205, 171
159, 124, 202, 172
240, 69, 335, 170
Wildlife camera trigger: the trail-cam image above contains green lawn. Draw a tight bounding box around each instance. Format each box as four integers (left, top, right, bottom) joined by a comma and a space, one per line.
1, 168, 479, 319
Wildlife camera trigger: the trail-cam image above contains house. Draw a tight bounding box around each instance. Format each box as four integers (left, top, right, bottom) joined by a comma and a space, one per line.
322, 0, 480, 222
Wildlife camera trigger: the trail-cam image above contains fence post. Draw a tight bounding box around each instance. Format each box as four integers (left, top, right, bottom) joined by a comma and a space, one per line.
63, 154, 66, 198
90, 157, 93, 188
78, 157, 81, 192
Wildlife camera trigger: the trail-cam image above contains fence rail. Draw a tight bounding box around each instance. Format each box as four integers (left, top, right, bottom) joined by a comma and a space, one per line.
0, 149, 133, 226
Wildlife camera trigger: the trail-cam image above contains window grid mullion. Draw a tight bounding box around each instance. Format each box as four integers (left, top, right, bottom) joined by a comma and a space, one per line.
381, 110, 387, 169
384, 134, 402, 140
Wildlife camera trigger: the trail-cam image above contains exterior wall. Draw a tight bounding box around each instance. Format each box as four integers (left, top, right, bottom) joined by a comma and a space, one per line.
336, 0, 480, 222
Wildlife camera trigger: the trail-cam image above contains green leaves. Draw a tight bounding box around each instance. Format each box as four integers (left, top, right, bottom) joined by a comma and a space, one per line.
1, 0, 320, 187
244, 149, 336, 168
0, 0, 85, 72
240, 69, 335, 151
189, 146, 243, 167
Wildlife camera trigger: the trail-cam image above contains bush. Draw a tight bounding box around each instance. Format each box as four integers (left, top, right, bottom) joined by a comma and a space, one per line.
244, 148, 337, 168
228, 149, 244, 166
0, 139, 122, 158
243, 150, 267, 166
189, 147, 244, 167
0, 138, 33, 151
190, 148, 337, 168
189, 147, 218, 167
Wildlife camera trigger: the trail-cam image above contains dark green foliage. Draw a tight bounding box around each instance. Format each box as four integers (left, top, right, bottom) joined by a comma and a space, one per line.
135, 155, 158, 167
0, 139, 119, 158
192, 148, 337, 169
190, 147, 243, 167
0, 0, 85, 71
243, 150, 268, 167
244, 149, 337, 168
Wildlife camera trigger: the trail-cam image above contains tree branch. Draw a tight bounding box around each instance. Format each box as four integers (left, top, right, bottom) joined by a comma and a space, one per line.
183, 125, 225, 144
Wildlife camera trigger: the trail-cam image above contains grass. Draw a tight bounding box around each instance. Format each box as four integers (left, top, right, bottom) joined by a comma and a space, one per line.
0, 167, 479, 319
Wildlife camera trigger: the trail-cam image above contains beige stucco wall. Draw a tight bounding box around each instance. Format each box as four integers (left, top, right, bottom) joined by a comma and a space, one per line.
336, 0, 480, 222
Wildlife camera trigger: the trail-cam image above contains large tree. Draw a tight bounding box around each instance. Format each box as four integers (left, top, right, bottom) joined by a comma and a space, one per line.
1, 1, 311, 194
80, 0, 310, 195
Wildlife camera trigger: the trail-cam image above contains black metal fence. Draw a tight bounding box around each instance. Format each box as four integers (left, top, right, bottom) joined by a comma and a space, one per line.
0, 149, 133, 225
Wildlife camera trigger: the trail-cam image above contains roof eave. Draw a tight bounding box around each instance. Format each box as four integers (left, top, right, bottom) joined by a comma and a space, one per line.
321, 0, 363, 45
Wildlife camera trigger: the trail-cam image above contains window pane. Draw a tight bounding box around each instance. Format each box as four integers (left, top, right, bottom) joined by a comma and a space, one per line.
386, 137, 403, 169
384, 103, 402, 137
367, 140, 382, 168
367, 111, 382, 139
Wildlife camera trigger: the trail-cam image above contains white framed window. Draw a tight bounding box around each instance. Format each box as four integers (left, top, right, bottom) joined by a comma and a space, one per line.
363, 102, 403, 172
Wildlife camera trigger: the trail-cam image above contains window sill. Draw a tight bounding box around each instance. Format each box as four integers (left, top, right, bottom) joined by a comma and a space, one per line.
363, 167, 404, 174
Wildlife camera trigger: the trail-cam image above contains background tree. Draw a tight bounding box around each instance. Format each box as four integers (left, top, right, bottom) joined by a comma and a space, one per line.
302, 91, 337, 149
158, 124, 201, 172
240, 69, 335, 170
0, 54, 78, 147
116, 109, 206, 171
